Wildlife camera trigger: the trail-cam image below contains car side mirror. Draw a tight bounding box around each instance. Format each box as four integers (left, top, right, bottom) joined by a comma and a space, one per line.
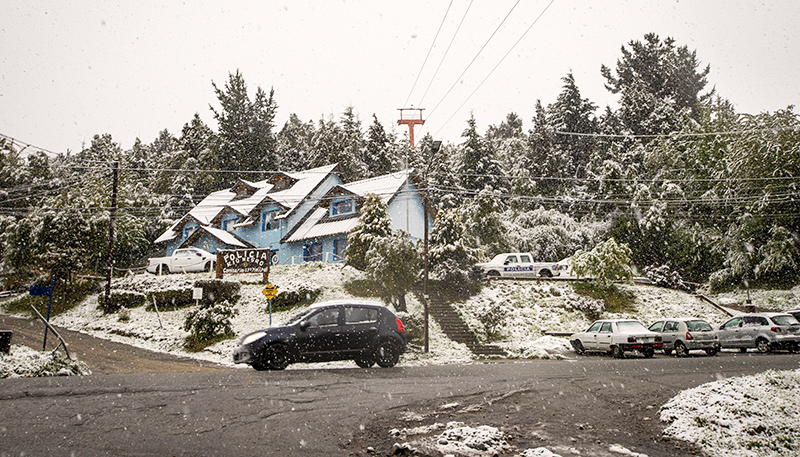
503, 260, 510, 265
299, 321, 311, 331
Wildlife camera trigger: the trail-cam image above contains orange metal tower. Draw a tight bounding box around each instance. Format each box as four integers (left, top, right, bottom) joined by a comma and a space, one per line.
397, 108, 425, 148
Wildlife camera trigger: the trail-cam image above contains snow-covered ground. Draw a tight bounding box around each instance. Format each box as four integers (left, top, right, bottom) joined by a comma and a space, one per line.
3, 262, 800, 456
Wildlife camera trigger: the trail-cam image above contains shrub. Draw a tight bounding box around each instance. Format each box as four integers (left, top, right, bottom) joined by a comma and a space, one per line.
396, 312, 424, 346
104, 290, 146, 314
193, 279, 241, 306
565, 297, 605, 320
145, 288, 193, 310
645, 264, 685, 290
183, 300, 238, 351
270, 280, 321, 309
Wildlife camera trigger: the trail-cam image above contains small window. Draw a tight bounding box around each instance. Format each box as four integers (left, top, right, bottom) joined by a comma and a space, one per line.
600, 322, 612, 333
331, 198, 354, 216
506, 256, 518, 264
345, 306, 378, 324
665, 321, 678, 332
304, 242, 323, 262
223, 218, 238, 232
261, 211, 278, 231
519, 255, 531, 263
587, 322, 602, 332
333, 238, 348, 260
183, 226, 196, 240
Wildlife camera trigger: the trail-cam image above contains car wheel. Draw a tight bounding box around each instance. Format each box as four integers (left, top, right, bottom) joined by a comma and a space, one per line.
539, 269, 553, 278
355, 358, 375, 368
204, 261, 212, 272
642, 347, 655, 358
675, 342, 689, 358
756, 338, 771, 353
611, 345, 624, 359
265, 343, 290, 370
486, 270, 500, 277
374, 340, 400, 368
663, 348, 672, 355
572, 340, 586, 355
251, 360, 270, 371
705, 348, 719, 356
159, 264, 168, 275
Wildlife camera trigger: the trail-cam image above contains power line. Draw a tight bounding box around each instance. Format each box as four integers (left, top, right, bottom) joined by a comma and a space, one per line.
403, 0, 454, 108
417, 0, 473, 108
426, 0, 523, 120
433, 0, 557, 138
554, 127, 799, 139
0, 133, 64, 157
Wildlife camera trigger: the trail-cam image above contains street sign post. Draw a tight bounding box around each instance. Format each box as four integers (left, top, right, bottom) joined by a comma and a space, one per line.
29, 276, 55, 350
262, 285, 278, 325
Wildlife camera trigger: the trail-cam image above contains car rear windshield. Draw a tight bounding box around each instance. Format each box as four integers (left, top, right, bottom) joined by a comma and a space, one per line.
771, 315, 800, 326
616, 321, 648, 333
686, 320, 712, 331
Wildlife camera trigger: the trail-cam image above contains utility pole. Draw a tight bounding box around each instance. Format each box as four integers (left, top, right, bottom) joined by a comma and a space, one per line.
103, 161, 119, 313
397, 108, 425, 148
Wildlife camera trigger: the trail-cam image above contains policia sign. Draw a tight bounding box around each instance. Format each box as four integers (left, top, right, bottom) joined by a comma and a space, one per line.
216, 248, 275, 279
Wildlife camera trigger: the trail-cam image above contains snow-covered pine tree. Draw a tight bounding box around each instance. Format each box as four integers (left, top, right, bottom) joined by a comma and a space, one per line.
344, 194, 393, 271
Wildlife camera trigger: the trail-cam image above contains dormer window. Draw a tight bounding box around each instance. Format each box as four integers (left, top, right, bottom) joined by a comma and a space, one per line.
222, 217, 238, 232
330, 198, 354, 216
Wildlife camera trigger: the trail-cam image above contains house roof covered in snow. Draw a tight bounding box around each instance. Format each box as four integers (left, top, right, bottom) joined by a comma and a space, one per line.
155, 164, 339, 243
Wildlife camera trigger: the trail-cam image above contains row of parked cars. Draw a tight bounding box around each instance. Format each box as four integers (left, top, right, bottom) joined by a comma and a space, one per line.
570, 309, 800, 358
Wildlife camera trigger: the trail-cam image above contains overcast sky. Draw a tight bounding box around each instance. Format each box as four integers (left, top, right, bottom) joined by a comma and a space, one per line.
2, 1, 799, 157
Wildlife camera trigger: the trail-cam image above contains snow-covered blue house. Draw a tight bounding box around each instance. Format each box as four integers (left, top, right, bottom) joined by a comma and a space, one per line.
154, 164, 433, 265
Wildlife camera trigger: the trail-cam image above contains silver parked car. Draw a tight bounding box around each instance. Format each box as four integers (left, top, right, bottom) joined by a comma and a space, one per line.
570, 319, 663, 358
648, 318, 720, 357
717, 313, 800, 353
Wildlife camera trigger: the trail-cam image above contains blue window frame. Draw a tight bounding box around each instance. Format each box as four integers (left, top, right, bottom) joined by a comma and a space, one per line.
183, 226, 196, 240
333, 238, 348, 261
303, 242, 323, 262
330, 198, 354, 216
261, 210, 278, 231
222, 218, 238, 232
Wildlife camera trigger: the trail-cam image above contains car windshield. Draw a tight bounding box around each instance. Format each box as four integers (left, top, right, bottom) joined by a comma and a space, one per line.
616, 321, 648, 333
772, 315, 800, 326
686, 320, 712, 331
286, 307, 316, 326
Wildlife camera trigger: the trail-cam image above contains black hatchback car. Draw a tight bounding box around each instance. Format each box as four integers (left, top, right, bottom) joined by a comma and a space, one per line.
233, 300, 407, 370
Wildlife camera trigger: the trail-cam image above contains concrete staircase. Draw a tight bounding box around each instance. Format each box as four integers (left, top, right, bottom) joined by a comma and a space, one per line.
411, 285, 507, 358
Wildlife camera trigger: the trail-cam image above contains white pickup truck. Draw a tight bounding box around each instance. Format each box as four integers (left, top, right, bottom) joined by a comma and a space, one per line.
146, 247, 216, 274
476, 252, 571, 278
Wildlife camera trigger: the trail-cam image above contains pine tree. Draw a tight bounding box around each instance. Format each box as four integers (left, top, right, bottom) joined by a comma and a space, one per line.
366, 230, 420, 312
344, 194, 393, 271
363, 114, 395, 177
210, 70, 278, 177
457, 114, 507, 194
601, 33, 711, 137
277, 113, 315, 171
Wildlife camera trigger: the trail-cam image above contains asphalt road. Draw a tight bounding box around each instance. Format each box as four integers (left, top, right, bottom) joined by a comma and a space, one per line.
2, 317, 800, 457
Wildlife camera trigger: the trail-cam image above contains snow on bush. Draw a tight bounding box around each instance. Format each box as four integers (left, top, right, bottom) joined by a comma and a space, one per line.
0, 345, 91, 378
660, 369, 800, 456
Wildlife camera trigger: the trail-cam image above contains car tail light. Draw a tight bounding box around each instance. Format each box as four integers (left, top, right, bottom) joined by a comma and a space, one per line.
396, 318, 405, 333
771, 327, 781, 333
655, 336, 662, 342
686, 332, 694, 340
628, 336, 636, 343
714, 332, 718, 339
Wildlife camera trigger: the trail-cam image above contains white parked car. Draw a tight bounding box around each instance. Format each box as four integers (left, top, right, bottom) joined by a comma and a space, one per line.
146, 247, 216, 274
648, 318, 720, 356
717, 313, 800, 353
476, 253, 570, 278
570, 319, 663, 358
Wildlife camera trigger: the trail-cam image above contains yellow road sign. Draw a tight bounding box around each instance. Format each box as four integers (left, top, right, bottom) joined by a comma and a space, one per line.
262, 284, 278, 300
